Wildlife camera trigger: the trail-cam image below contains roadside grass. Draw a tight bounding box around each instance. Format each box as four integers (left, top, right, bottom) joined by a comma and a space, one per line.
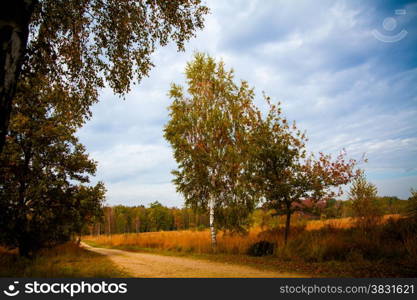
0, 243, 129, 277
83, 215, 417, 278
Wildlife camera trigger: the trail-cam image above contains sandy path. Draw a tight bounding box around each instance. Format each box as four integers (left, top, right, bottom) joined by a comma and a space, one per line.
81, 242, 303, 278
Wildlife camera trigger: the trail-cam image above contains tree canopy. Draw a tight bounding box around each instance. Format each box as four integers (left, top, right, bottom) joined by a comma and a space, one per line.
165, 53, 361, 246
0, 67, 105, 257
349, 173, 382, 228
407, 189, 417, 220
0, 0, 209, 256
164, 53, 260, 247
252, 99, 360, 243
0, 0, 209, 152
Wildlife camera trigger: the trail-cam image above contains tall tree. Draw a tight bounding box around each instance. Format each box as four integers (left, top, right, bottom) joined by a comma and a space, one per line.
0, 71, 105, 257
164, 53, 259, 249
252, 99, 359, 244
0, 0, 209, 153
148, 201, 174, 231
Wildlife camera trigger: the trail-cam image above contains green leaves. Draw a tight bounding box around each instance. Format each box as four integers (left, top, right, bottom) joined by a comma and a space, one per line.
28, 0, 209, 96
349, 173, 382, 228
165, 53, 259, 233
165, 53, 360, 244
407, 189, 417, 220
0, 67, 105, 256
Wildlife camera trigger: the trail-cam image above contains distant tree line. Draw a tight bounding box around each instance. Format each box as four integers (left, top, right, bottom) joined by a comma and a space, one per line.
298, 195, 409, 220
254, 194, 410, 228
88, 202, 210, 235
88, 195, 410, 235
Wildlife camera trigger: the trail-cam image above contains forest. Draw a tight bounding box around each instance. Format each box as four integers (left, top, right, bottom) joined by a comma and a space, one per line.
89, 196, 409, 235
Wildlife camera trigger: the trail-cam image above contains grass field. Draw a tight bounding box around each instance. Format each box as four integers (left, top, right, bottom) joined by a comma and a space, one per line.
305, 214, 401, 230
0, 243, 128, 277
86, 228, 264, 255
83, 215, 417, 277
83, 214, 402, 255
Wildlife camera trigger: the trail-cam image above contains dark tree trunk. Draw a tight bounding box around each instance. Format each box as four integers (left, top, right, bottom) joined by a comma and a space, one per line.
18, 235, 32, 258
284, 209, 291, 245
19, 245, 30, 257
0, 0, 37, 153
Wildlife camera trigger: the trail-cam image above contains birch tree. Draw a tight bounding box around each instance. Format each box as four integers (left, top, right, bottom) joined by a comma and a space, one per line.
164, 53, 259, 249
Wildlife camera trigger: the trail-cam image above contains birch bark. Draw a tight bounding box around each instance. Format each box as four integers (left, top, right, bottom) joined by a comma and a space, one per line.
208, 197, 217, 250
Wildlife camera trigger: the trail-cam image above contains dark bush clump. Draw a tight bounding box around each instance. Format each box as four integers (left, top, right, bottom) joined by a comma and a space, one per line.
247, 241, 275, 256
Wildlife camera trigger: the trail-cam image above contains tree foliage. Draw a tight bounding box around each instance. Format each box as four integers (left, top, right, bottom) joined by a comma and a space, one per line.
0, 1, 209, 255
250, 99, 360, 244
406, 188, 417, 220
165, 54, 360, 246
0, 72, 105, 257
349, 173, 382, 228
164, 53, 260, 247
91, 203, 209, 235
253, 102, 360, 242
0, 0, 209, 152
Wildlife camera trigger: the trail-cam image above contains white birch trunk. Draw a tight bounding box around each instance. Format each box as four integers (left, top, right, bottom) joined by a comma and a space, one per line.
209, 198, 217, 250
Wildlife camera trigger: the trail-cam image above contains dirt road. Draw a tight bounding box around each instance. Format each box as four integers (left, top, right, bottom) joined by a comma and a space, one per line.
81, 242, 304, 278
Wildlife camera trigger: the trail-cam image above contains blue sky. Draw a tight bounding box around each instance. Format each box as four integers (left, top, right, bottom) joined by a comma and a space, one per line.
77, 0, 417, 207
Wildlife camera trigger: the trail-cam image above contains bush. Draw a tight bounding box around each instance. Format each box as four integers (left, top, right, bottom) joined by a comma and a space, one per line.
350, 174, 383, 229
406, 189, 417, 220
247, 241, 275, 256
381, 217, 417, 242
287, 230, 353, 262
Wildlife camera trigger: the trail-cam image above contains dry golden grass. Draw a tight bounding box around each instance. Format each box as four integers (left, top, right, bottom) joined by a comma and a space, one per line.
305, 214, 401, 230
84, 215, 403, 256
85, 228, 266, 255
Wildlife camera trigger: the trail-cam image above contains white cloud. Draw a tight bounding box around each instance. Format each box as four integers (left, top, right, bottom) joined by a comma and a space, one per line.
105, 182, 181, 207
91, 144, 175, 183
